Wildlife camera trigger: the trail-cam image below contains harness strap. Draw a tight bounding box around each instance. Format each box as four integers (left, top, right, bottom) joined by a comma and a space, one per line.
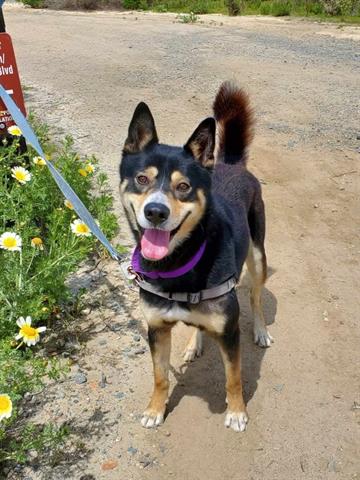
135, 276, 237, 304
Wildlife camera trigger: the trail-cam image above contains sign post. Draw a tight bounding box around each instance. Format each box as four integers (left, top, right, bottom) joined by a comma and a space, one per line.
0, 32, 26, 131
0, 1, 27, 154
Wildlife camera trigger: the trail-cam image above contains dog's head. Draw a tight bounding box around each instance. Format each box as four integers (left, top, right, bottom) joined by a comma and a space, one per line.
120, 102, 215, 261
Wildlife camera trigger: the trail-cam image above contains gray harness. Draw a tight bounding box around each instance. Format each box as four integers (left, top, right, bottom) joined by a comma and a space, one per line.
134, 275, 237, 304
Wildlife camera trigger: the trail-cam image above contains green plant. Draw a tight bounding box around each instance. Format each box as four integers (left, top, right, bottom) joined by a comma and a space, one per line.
123, 0, 142, 8
259, 0, 272, 13
19, 0, 44, 7
177, 11, 199, 21
271, 0, 291, 14
226, 0, 242, 14
0, 116, 119, 468
0, 341, 70, 464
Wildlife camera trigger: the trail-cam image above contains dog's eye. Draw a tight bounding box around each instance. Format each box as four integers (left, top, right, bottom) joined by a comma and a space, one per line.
136, 175, 149, 186
176, 182, 191, 193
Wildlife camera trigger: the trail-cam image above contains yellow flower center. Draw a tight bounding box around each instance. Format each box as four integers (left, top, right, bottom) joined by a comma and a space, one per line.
76, 224, 89, 234
15, 171, 26, 181
3, 237, 16, 248
32, 237, 43, 246
21, 325, 37, 338
0, 396, 11, 411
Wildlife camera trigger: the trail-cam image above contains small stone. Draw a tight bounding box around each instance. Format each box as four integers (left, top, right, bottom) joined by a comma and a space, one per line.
273, 384, 285, 392
133, 335, 141, 342
139, 455, 152, 468
114, 392, 125, 400
73, 372, 87, 384
28, 449, 39, 460
327, 458, 340, 472
101, 459, 118, 471
99, 373, 107, 388
109, 322, 122, 332
127, 446, 138, 455
313, 203, 319, 209
134, 347, 146, 355
81, 307, 91, 315
98, 339, 107, 346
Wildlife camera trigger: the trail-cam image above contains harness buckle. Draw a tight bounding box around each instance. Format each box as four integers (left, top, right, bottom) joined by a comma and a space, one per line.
187, 292, 201, 304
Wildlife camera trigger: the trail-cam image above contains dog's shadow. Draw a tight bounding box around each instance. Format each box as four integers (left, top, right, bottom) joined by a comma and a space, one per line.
167, 271, 277, 416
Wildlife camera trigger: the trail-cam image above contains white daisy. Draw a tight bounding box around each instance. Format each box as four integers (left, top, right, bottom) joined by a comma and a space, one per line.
0, 394, 12, 421
70, 219, 92, 237
15, 316, 46, 347
8, 125, 22, 137
11, 166, 32, 185
33, 156, 46, 166
0, 232, 22, 251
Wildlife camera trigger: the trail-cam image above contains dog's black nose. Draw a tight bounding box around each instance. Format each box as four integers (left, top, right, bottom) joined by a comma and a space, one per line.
144, 202, 170, 226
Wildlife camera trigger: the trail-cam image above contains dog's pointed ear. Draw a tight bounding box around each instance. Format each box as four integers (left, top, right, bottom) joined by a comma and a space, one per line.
123, 102, 159, 154
184, 117, 216, 169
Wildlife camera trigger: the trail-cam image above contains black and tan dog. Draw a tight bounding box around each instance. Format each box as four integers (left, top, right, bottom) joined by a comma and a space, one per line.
119, 81, 273, 432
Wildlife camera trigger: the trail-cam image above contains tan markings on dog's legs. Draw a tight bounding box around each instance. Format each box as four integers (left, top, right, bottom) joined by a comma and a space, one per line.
183, 327, 203, 362
217, 338, 248, 432
141, 325, 173, 429
246, 241, 273, 348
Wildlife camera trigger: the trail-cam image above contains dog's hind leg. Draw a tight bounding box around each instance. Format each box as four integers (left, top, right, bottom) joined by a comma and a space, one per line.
141, 325, 173, 428
183, 327, 203, 362
246, 240, 273, 348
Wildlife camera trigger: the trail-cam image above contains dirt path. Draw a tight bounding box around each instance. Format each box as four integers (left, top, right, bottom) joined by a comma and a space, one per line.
3, 5, 360, 480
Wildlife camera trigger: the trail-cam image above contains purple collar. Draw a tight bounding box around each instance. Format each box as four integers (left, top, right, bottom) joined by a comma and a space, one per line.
131, 241, 207, 280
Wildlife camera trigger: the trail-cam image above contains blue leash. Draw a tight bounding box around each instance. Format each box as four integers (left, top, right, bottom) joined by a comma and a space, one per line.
0, 85, 123, 262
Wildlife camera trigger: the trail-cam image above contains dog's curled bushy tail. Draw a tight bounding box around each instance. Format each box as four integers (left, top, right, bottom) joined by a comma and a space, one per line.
213, 81, 254, 165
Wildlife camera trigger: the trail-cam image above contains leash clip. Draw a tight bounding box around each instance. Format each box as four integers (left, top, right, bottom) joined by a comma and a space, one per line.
127, 264, 144, 283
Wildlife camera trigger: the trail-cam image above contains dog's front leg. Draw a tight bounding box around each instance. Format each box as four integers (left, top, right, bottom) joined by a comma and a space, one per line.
217, 312, 248, 432
141, 325, 173, 428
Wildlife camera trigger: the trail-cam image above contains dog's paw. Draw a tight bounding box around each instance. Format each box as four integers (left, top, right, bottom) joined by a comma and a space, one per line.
254, 327, 274, 348
141, 409, 165, 429
183, 345, 202, 362
183, 329, 203, 362
224, 411, 248, 432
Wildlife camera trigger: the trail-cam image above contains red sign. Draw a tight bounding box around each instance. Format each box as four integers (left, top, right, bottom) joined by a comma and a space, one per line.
0, 32, 26, 131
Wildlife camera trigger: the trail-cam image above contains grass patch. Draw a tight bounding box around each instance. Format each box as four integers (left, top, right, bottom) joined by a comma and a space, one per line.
18, 0, 360, 22
177, 10, 199, 21
122, 0, 360, 21
0, 117, 119, 470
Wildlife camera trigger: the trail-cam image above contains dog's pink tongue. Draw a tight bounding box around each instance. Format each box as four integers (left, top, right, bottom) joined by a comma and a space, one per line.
141, 229, 170, 260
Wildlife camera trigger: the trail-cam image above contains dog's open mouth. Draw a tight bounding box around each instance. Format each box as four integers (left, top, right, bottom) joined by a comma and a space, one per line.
139, 212, 190, 261
141, 229, 171, 261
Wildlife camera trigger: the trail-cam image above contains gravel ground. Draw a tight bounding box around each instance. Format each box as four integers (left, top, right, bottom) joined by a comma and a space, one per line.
2, 5, 360, 480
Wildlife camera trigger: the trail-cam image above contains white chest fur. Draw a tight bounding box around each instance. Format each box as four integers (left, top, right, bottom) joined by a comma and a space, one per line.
140, 299, 226, 334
